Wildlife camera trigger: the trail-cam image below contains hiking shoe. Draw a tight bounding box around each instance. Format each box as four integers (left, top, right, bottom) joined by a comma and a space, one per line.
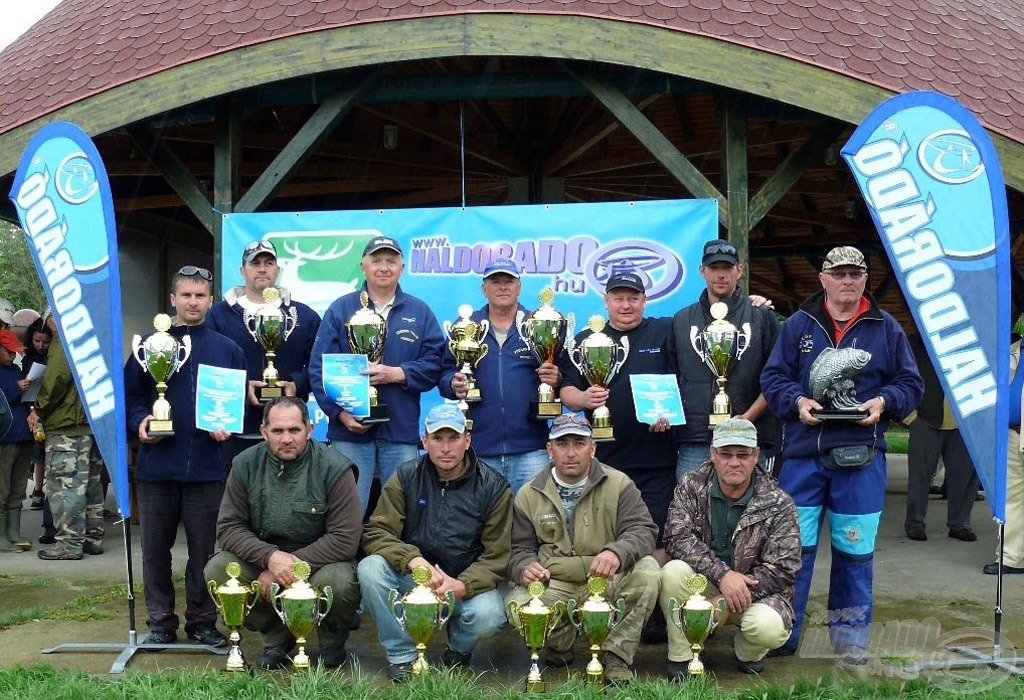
38, 527, 56, 545
766, 644, 797, 658
37, 546, 82, 560
441, 647, 472, 668
388, 661, 414, 682
543, 649, 574, 668
667, 660, 692, 681
257, 642, 295, 670
29, 491, 44, 509
601, 652, 633, 684
146, 629, 177, 645
905, 527, 927, 541
312, 647, 347, 668
188, 625, 228, 648
948, 527, 977, 542
736, 656, 765, 674
984, 562, 1024, 575
83, 542, 104, 555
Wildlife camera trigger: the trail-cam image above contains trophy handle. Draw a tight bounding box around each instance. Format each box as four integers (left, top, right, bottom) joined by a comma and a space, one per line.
606, 337, 629, 384
569, 345, 584, 373
270, 582, 285, 622
710, 595, 728, 632
442, 319, 453, 337
507, 600, 524, 634
246, 581, 262, 614
131, 334, 147, 371
565, 313, 576, 349
437, 590, 456, 629
317, 585, 334, 624
735, 322, 751, 361
206, 580, 224, 615
479, 319, 490, 341
388, 589, 404, 627
177, 334, 193, 367
549, 600, 566, 633
608, 597, 627, 632
283, 306, 299, 340
566, 598, 582, 633
477, 340, 489, 363
244, 310, 260, 338
667, 597, 683, 632
689, 325, 705, 359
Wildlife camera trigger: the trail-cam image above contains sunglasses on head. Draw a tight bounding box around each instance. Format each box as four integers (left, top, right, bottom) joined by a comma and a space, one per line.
704, 243, 737, 256
244, 240, 276, 255
177, 266, 213, 281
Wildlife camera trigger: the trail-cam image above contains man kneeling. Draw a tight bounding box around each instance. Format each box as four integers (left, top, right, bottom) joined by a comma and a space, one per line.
205, 397, 361, 670
660, 417, 800, 679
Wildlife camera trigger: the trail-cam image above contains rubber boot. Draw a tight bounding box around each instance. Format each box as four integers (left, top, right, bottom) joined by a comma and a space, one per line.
6, 508, 31, 551
0, 510, 18, 552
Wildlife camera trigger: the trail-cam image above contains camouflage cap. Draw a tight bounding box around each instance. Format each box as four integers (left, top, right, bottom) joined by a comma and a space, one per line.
712, 417, 758, 448
821, 246, 867, 272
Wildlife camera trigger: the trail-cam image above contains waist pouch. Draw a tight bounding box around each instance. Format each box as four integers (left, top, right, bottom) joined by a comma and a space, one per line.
821, 445, 875, 471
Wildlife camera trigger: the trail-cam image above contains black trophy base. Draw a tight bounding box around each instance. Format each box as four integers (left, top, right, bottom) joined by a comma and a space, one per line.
258, 386, 283, 403
591, 426, 615, 442
811, 409, 869, 421
358, 403, 390, 425
464, 388, 482, 403
148, 419, 175, 437
531, 400, 563, 420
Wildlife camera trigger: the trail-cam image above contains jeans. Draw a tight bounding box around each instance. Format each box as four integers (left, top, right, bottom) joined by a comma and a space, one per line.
330, 440, 418, 517
358, 554, 506, 663
676, 443, 710, 480
482, 450, 549, 494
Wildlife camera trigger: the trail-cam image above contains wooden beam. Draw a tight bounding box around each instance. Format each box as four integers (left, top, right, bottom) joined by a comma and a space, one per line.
126, 124, 214, 233
212, 98, 242, 296
544, 94, 660, 175
722, 93, 749, 293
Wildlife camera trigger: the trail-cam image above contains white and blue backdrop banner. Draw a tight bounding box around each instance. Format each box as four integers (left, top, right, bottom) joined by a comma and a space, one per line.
9, 122, 130, 518
842, 91, 1011, 521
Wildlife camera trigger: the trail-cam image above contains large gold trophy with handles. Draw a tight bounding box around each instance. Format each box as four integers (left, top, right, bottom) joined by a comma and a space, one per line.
508, 581, 566, 692
388, 566, 456, 676
667, 573, 728, 676
566, 576, 626, 684
345, 291, 389, 423
517, 288, 575, 419
207, 561, 261, 672
269, 561, 334, 670
569, 317, 629, 441
244, 287, 298, 403
695, 302, 749, 425
131, 313, 192, 437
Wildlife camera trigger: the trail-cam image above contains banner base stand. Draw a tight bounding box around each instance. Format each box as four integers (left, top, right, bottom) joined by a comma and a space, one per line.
903, 645, 1024, 679
43, 631, 228, 675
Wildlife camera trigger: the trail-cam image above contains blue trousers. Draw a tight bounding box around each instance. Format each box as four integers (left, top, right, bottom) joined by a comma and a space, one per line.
779, 451, 886, 654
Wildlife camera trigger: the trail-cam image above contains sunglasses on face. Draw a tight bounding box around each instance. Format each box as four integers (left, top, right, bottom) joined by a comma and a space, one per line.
824, 271, 866, 280
177, 266, 213, 281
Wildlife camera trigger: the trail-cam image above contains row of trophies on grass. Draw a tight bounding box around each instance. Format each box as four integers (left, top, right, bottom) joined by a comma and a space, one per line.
208, 561, 727, 686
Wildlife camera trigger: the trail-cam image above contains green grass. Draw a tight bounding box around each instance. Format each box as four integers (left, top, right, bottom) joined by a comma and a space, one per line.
885, 426, 909, 455
0, 583, 133, 630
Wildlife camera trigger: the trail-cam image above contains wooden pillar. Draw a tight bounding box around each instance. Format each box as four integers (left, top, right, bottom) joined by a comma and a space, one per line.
721, 93, 749, 294
213, 98, 242, 298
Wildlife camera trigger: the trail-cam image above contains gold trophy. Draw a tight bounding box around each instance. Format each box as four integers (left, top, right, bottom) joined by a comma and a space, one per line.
345, 291, 389, 423
508, 581, 566, 692
244, 287, 298, 403
388, 565, 456, 676
568, 316, 629, 441
207, 561, 262, 672
566, 576, 626, 684
695, 302, 749, 425
131, 313, 192, 437
667, 573, 728, 676
517, 288, 575, 419
269, 561, 334, 670
443, 304, 490, 427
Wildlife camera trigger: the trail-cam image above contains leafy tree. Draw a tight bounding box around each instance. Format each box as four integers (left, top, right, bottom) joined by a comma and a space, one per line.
0, 219, 46, 313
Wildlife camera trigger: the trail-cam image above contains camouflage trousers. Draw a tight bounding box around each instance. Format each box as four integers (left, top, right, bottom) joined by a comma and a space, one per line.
44, 433, 105, 553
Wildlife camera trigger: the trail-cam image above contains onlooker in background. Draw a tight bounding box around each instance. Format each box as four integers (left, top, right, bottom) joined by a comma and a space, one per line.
21, 316, 51, 522
0, 329, 33, 551
987, 332, 1024, 575
904, 334, 979, 543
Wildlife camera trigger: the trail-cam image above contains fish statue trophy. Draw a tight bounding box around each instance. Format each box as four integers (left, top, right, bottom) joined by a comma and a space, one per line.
566, 576, 626, 685
517, 288, 575, 419
207, 561, 262, 672
569, 316, 629, 441
443, 304, 490, 428
808, 347, 872, 420
389, 565, 456, 676
131, 313, 192, 437
270, 561, 334, 670
345, 291, 389, 423
694, 301, 749, 425
667, 573, 728, 676
508, 580, 566, 692
244, 287, 298, 403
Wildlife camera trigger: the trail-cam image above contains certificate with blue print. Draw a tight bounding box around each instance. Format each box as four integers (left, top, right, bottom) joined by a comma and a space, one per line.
629, 374, 685, 425
322, 354, 371, 418
195, 364, 247, 433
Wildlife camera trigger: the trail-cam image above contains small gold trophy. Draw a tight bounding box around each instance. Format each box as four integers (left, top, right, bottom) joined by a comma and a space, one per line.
131, 313, 192, 437
388, 565, 456, 676
443, 304, 490, 412
207, 561, 262, 672
345, 291, 389, 423
698, 302, 748, 425
244, 287, 298, 403
508, 581, 566, 692
568, 317, 629, 442
566, 576, 626, 685
269, 561, 334, 670
517, 288, 574, 419
667, 573, 728, 676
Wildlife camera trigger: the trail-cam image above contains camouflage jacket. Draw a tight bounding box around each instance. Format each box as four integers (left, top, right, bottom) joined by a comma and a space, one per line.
663, 462, 800, 630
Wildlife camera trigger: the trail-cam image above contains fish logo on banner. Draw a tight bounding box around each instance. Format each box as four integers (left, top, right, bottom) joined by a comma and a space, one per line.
8, 122, 131, 518
841, 91, 1010, 521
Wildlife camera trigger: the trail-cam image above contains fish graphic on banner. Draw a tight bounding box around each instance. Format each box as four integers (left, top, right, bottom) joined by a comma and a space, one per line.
841, 91, 1010, 521
8, 122, 130, 518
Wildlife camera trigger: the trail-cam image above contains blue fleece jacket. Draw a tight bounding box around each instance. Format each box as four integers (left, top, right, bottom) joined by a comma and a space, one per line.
438, 303, 549, 457
124, 321, 246, 483
760, 290, 923, 458
0, 363, 30, 444
310, 284, 444, 445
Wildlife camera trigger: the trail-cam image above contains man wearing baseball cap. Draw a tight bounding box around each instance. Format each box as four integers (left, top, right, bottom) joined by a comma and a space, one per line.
359, 402, 510, 681
660, 417, 799, 679
440, 257, 561, 493
207, 238, 322, 470
508, 412, 660, 684
311, 235, 445, 517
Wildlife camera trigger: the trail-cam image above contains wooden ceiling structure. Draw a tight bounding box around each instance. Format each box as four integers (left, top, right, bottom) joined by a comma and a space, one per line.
1, 0, 1024, 317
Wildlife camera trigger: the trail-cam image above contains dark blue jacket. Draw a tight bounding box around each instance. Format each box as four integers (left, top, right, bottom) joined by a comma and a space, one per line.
438, 303, 549, 457
760, 290, 923, 458
124, 321, 246, 483
0, 363, 30, 444
207, 287, 321, 435
310, 284, 444, 445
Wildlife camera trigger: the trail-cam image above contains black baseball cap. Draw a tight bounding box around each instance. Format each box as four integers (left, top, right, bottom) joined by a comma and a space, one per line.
605, 271, 646, 294
363, 236, 403, 257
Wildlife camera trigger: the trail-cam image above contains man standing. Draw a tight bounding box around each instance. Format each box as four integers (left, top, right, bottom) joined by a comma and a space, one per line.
660, 418, 800, 679
359, 403, 510, 681
508, 413, 661, 684
124, 266, 247, 647
31, 310, 106, 561
207, 239, 321, 468
673, 239, 781, 477
205, 397, 361, 669
310, 236, 445, 515
440, 257, 561, 493
761, 246, 923, 664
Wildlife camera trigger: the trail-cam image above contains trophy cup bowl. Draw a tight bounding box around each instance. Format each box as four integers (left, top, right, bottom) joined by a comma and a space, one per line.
444, 304, 490, 409
517, 288, 574, 419
808, 347, 873, 420
244, 287, 298, 403
270, 561, 334, 670
345, 291, 389, 423
208, 561, 261, 672
701, 302, 742, 426
667, 573, 728, 676
569, 316, 629, 442
566, 576, 626, 684
508, 580, 566, 692
388, 566, 456, 676
131, 313, 192, 437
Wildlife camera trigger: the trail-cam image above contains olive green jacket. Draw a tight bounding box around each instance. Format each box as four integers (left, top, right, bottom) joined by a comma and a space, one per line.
35, 337, 90, 435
